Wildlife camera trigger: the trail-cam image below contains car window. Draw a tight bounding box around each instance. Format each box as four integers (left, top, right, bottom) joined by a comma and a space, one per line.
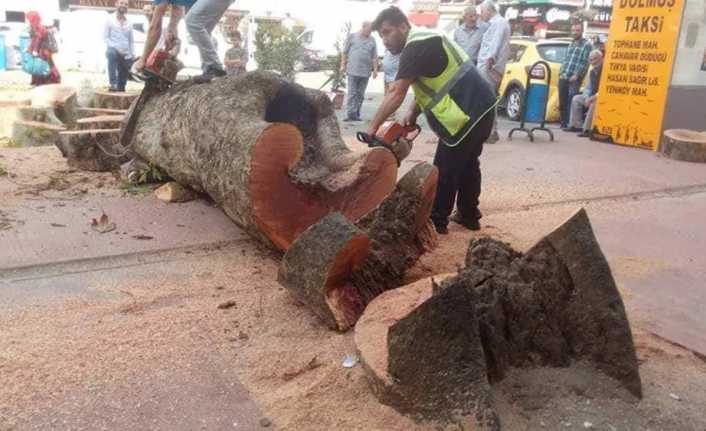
508, 44, 527, 64
536, 44, 568, 63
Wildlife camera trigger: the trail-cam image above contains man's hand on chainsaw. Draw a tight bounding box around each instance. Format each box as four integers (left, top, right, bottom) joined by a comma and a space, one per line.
402, 109, 418, 128
164, 30, 178, 51
133, 57, 145, 72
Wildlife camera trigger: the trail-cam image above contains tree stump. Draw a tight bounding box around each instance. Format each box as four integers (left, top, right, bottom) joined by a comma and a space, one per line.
127, 71, 399, 250
660, 129, 706, 163
29, 84, 78, 127
278, 162, 438, 331
12, 120, 66, 147
355, 208, 642, 427
94, 91, 140, 110
15, 106, 64, 126
56, 129, 129, 172
76, 115, 125, 131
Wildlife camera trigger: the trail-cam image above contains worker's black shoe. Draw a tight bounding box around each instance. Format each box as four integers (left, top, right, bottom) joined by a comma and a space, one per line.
451, 212, 481, 231
562, 126, 581, 132
193, 66, 227, 84
434, 224, 449, 235
578, 131, 590, 138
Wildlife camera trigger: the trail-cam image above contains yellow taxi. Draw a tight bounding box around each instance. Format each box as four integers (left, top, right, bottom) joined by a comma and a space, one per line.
498, 37, 571, 122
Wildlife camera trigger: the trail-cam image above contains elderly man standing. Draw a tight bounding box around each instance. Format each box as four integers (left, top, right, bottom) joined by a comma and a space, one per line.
341, 22, 379, 122
559, 22, 592, 130
477, 0, 511, 143
568, 49, 603, 137
104, 0, 134, 92
453, 6, 488, 65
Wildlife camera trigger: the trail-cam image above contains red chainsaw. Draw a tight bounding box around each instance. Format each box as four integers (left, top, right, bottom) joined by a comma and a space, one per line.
356, 121, 421, 166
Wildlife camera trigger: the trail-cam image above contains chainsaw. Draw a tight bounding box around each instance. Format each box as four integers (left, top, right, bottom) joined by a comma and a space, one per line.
120, 48, 176, 149
356, 121, 421, 166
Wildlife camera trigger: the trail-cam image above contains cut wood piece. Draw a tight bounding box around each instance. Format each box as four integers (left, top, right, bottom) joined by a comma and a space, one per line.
76, 115, 125, 131
12, 120, 66, 147
76, 107, 128, 118
279, 162, 438, 331
128, 72, 399, 250
29, 84, 78, 127
155, 181, 199, 203
355, 208, 642, 425
660, 129, 706, 163
56, 129, 130, 172
94, 90, 140, 110
278, 213, 370, 330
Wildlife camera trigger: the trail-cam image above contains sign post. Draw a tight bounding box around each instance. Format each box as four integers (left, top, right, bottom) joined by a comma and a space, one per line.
593, 0, 686, 150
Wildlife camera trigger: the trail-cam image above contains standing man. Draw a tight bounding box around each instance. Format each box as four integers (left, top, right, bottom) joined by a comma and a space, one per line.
135, 0, 194, 73
366, 7, 497, 234
224, 30, 248, 75
568, 49, 603, 137
476, 0, 511, 143
559, 22, 592, 130
341, 22, 379, 122
186, 0, 236, 83
104, 0, 134, 92
382, 48, 400, 94
453, 6, 488, 65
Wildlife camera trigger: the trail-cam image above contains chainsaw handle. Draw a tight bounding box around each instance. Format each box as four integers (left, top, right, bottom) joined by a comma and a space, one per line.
403, 124, 422, 142
356, 131, 374, 144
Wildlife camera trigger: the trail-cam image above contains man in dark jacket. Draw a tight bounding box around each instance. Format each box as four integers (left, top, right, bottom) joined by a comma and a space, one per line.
365, 6, 497, 234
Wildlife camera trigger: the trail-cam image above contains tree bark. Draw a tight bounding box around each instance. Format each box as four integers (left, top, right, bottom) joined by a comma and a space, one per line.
278, 162, 438, 331
94, 91, 140, 110
56, 129, 129, 172
127, 71, 398, 250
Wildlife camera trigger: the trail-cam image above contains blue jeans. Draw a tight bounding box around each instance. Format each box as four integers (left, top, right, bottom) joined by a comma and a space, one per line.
106, 47, 130, 91
346, 75, 369, 120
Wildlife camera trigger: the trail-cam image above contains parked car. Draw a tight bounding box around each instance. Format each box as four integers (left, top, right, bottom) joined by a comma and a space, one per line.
498, 37, 570, 122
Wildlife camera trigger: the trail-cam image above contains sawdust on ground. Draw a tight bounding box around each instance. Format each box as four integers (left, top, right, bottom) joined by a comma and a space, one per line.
1, 148, 706, 430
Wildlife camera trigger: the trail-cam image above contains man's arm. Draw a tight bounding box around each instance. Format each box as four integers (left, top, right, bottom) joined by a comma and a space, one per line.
340, 35, 351, 72
127, 24, 134, 58
371, 42, 378, 78
165, 5, 184, 50
136, 2, 168, 69
366, 78, 413, 136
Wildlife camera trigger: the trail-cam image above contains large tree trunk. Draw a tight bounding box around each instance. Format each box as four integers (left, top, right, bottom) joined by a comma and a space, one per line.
127, 72, 398, 250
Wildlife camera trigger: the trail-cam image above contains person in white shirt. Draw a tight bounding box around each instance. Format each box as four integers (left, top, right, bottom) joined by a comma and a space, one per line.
477, 0, 511, 143
104, 0, 134, 92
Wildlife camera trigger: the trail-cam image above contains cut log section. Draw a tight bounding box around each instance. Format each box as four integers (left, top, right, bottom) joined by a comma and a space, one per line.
56, 129, 130, 172
278, 162, 438, 331
94, 91, 140, 110
127, 71, 399, 250
76, 107, 128, 118
660, 129, 706, 163
355, 208, 642, 426
76, 115, 125, 131
12, 120, 66, 147
29, 84, 78, 127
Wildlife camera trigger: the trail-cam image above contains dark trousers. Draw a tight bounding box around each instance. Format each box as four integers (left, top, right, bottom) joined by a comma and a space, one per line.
346, 75, 369, 120
431, 111, 495, 228
558, 78, 580, 128
106, 47, 130, 91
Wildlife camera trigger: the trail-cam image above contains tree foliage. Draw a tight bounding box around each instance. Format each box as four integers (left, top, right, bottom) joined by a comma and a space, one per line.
254, 21, 303, 80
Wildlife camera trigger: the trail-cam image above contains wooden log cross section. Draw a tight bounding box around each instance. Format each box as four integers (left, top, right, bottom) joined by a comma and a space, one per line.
127, 71, 408, 251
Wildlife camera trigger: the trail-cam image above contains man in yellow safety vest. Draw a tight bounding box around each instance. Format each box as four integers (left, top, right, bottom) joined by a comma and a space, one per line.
365, 6, 497, 234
